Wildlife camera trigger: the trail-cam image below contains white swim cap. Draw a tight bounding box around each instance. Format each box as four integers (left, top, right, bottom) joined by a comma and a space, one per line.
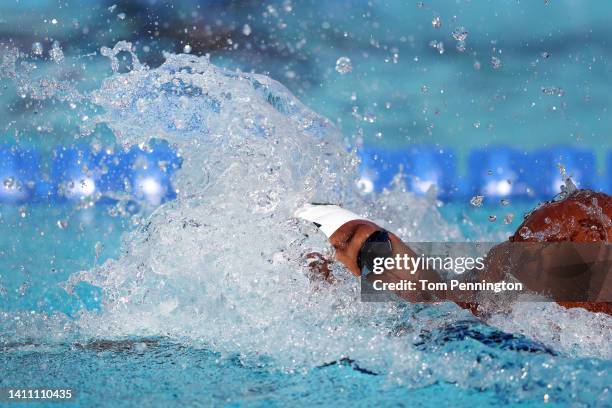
294, 203, 367, 238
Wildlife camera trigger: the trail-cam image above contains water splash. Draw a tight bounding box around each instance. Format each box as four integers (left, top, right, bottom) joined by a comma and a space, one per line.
555, 163, 578, 200
0, 44, 83, 102
489, 301, 612, 359
68, 55, 460, 357
1, 48, 610, 405
100, 41, 143, 73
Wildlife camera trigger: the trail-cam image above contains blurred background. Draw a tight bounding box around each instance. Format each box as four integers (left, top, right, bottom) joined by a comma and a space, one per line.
1, 0, 611, 313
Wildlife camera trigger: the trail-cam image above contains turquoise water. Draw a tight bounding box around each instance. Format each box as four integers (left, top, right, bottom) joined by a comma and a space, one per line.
4, 202, 590, 408
3, 339, 584, 408
1, 1, 611, 407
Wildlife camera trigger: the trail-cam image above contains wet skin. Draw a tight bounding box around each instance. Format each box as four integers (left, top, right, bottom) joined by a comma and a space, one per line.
507, 190, 612, 314
316, 190, 612, 315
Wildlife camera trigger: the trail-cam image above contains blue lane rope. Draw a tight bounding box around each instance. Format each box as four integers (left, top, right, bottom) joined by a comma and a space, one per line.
0, 144, 608, 204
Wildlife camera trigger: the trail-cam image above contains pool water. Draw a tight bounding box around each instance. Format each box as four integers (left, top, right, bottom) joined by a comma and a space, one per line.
1, 1, 611, 407
2, 339, 569, 408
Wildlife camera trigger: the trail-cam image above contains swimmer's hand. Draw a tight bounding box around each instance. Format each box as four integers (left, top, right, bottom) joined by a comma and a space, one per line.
294, 203, 380, 277
305, 252, 335, 283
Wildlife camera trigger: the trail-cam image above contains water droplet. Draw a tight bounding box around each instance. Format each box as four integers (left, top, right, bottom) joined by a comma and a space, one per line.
503, 213, 514, 224
57, 219, 69, 229
541, 86, 565, 97
3, 177, 15, 189
421, 85, 428, 93
183, 44, 192, 54
135, 342, 148, 352
473, 121, 480, 129
95, 242, 103, 260
470, 195, 484, 207
500, 198, 510, 206
473, 61, 481, 70
49, 41, 64, 63
561, 177, 577, 195
31, 42, 43, 56
117, 12, 126, 20
242, 24, 252, 36
19, 281, 29, 296
541, 51, 550, 59
451, 26, 468, 42
363, 112, 376, 123
491, 56, 502, 70
335, 57, 352, 74
18, 206, 27, 218
429, 40, 444, 54
51, 18, 58, 25
431, 16, 442, 29
519, 226, 532, 239
556, 163, 578, 197
488, 215, 497, 222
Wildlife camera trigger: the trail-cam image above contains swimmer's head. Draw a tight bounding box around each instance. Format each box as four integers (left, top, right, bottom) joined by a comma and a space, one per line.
510, 189, 612, 243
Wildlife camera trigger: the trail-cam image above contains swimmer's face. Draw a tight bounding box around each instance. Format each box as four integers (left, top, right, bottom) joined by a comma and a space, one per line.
511, 190, 612, 243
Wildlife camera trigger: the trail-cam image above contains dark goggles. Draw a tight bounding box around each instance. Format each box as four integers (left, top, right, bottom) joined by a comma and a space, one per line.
357, 230, 393, 277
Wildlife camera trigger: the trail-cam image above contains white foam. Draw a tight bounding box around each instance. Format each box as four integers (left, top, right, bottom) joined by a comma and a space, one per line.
65, 53, 464, 370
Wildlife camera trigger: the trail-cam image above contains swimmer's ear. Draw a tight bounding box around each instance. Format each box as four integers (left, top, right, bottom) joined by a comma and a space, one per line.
294, 203, 367, 238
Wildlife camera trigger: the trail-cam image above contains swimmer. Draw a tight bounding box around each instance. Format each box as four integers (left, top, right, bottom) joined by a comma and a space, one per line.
296, 189, 612, 315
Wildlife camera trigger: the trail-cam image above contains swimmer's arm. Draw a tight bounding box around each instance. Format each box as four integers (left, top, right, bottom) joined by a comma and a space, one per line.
329, 220, 448, 302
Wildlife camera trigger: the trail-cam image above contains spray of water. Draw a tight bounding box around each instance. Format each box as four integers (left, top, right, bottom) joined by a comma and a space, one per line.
64, 50, 461, 366
1, 44, 610, 404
